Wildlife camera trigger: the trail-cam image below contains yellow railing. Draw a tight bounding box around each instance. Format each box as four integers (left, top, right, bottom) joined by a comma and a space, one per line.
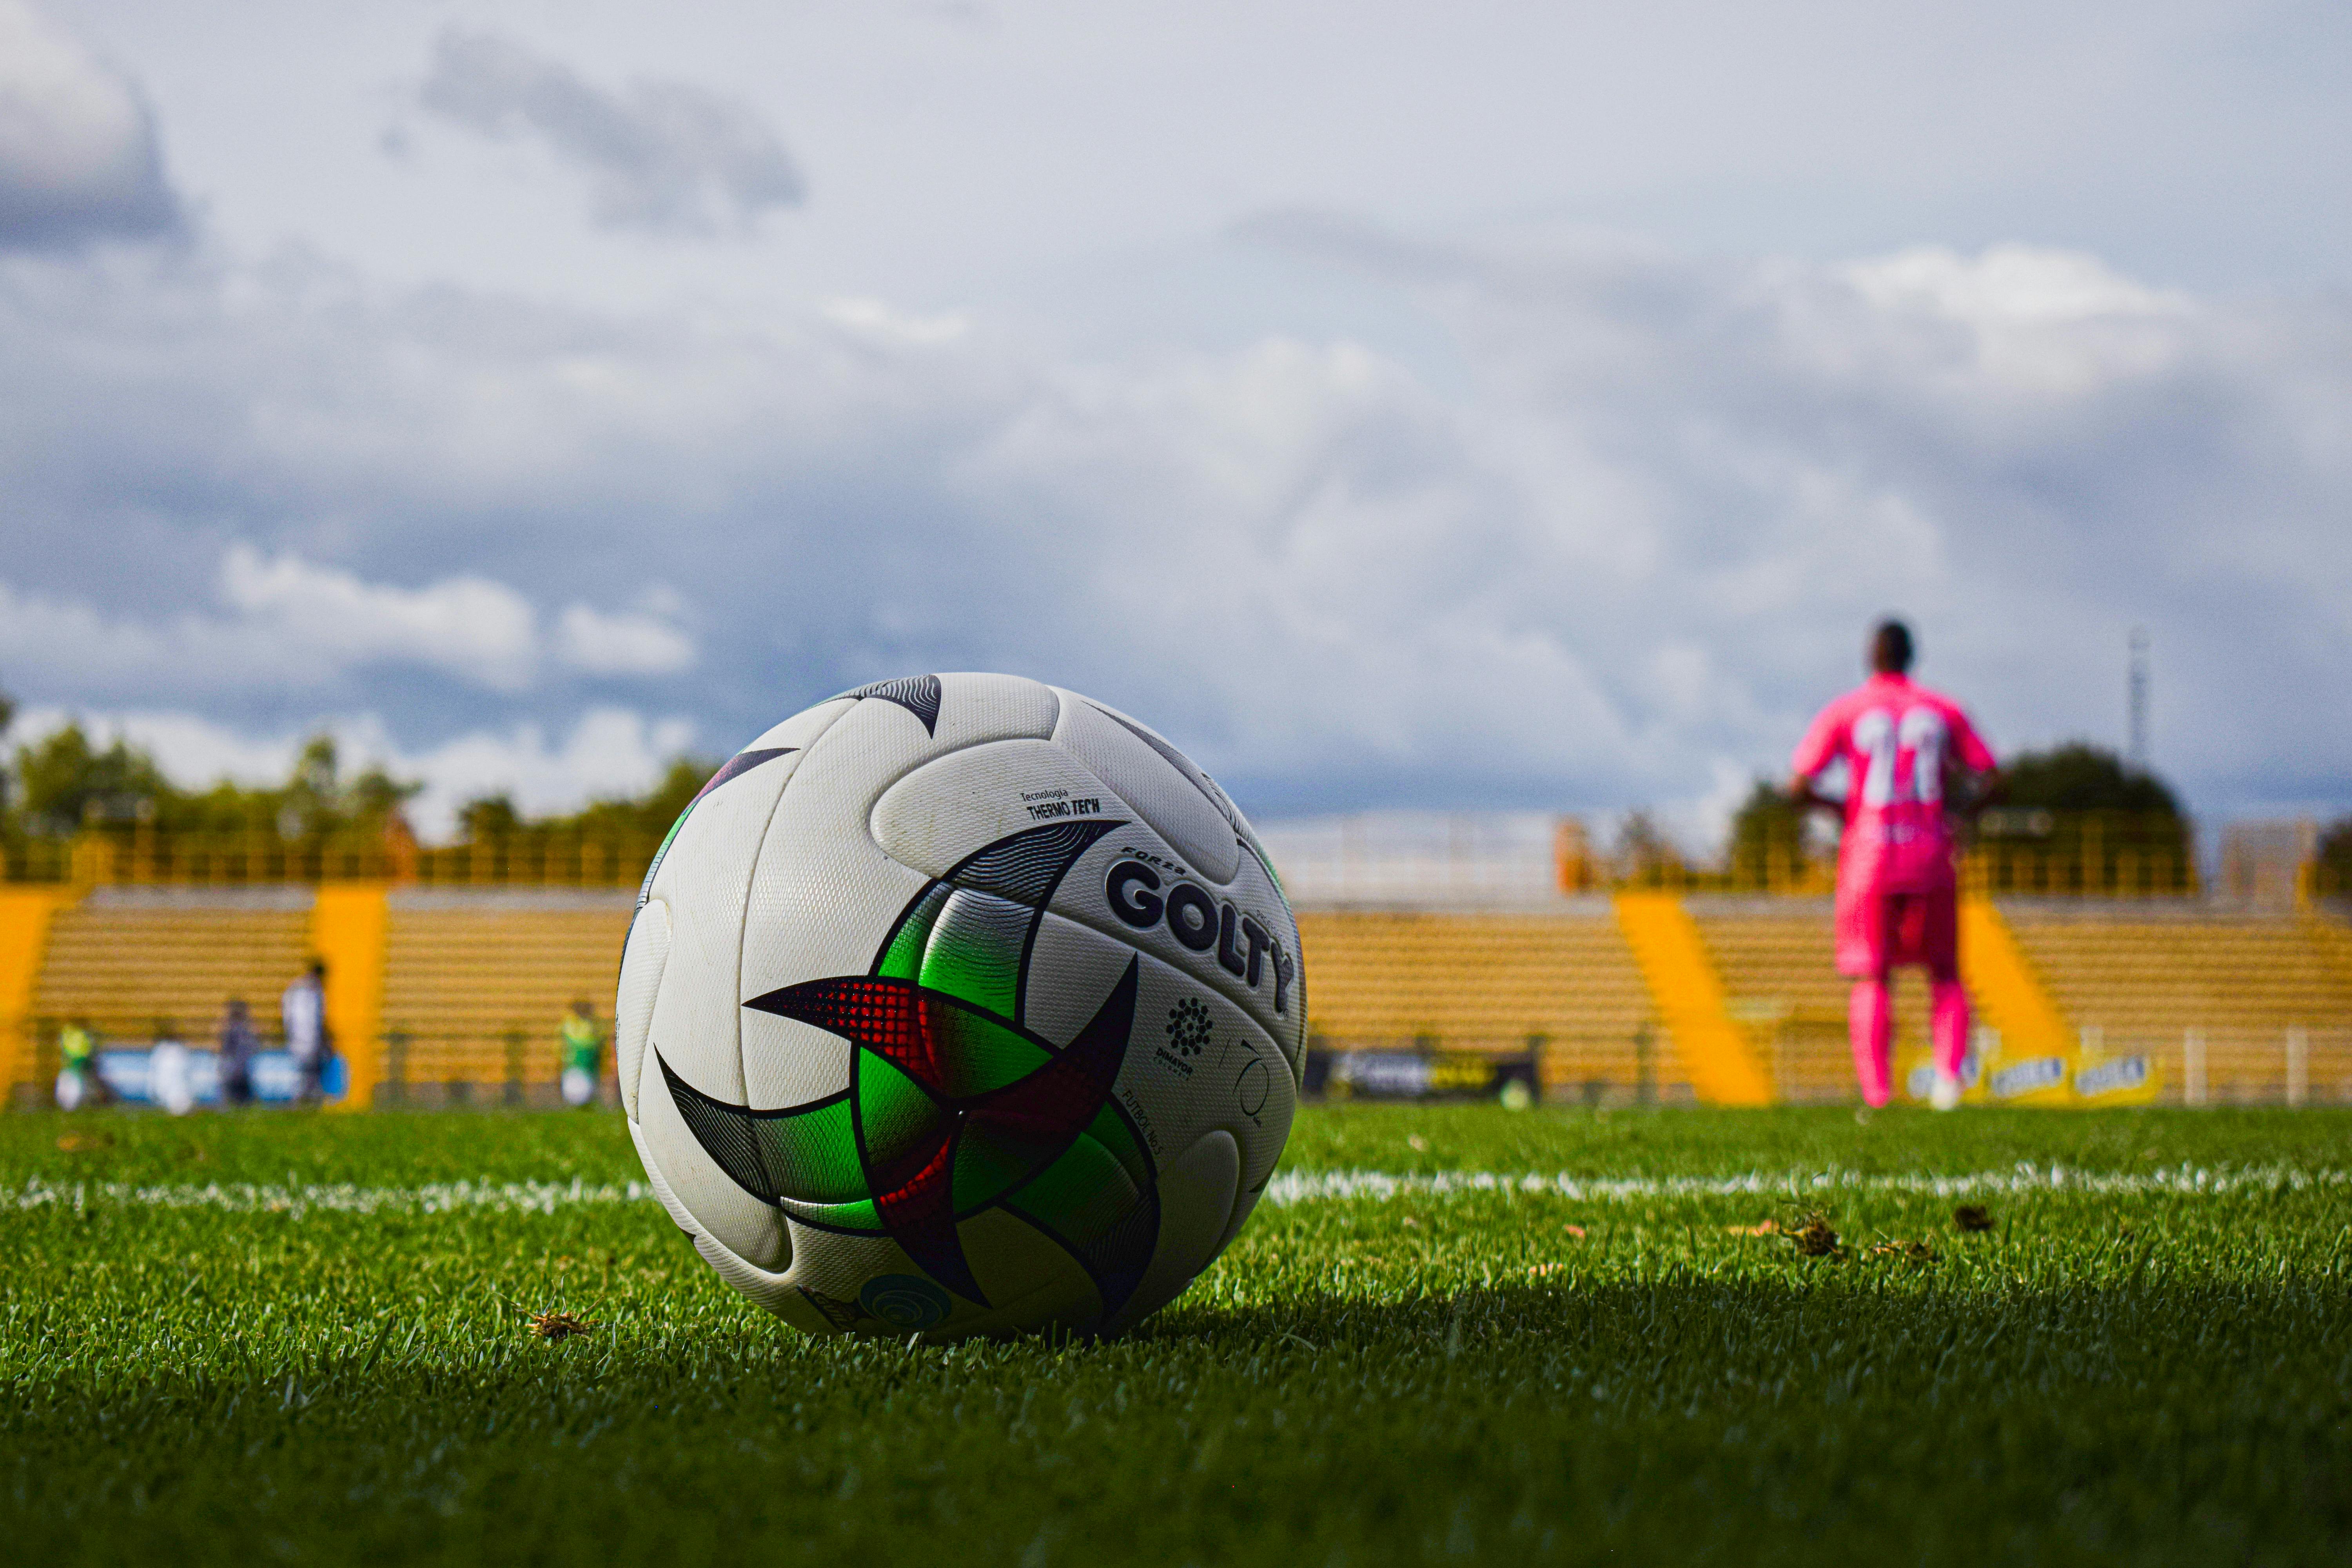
0, 812, 2219, 897
0, 839, 75, 884
407, 835, 659, 887
1616, 857, 1838, 897
3, 828, 661, 888
1965, 811, 2198, 898
1606, 812, 2199, 899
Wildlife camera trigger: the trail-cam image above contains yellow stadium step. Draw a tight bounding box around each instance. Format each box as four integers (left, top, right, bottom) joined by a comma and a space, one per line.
1613, 893, 1772, 1105
0, 888, 76, 1096
1957, 900, 2082, 1106
312, 884, 390, 1110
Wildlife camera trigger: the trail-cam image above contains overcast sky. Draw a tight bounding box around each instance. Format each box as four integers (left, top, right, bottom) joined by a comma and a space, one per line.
2, 0, 2348, 842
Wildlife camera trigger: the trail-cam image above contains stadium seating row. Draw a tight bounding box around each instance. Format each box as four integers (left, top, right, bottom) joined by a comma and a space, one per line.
2002, 908, 2352, 1103
1296, 907, 1688, 1103
3, 888, 2347, 1106
376, 892, 634, 1104
33, 892, 314, 1045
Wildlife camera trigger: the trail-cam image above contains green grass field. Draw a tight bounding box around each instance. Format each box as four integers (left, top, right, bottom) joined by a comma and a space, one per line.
4, 1105, 2348, 1565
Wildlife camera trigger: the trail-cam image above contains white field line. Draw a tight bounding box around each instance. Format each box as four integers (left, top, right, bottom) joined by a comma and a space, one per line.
1262, 1164, 2352, 1205
2, 1178, 653, 1217
4, 1165, 2347, 1218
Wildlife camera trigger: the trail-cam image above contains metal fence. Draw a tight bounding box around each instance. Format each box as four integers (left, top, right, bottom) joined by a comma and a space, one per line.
4, 829, 662, 888
5, 813, 2225, 899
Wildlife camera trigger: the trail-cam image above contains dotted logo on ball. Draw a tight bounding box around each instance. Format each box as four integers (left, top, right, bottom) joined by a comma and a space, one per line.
657, 818, 1166, 1328
1165, 998, 1210, 1058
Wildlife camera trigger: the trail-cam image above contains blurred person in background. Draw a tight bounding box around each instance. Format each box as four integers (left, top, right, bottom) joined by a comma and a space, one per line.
1791, 619, 1999, 1111
559, 1000, 604, 1109
54, 1018, 105, 1110
149, 1018, 194, 1117
282, 960, 328, 1105
216, 997, 258, 1107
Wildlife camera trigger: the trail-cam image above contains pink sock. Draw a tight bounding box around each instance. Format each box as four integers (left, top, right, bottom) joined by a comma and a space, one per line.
1849, 979, 1893, 1107
1931, 980, 1971, 1080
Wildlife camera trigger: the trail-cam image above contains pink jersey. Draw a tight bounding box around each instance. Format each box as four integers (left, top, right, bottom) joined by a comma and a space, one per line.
1792, 674, 1995, 893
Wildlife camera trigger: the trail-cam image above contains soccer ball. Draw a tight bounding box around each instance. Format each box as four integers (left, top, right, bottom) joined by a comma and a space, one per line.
613, 674, 1303, 1340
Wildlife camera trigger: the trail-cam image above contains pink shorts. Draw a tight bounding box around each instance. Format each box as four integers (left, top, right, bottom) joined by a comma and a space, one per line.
1835, 882, 1959, 981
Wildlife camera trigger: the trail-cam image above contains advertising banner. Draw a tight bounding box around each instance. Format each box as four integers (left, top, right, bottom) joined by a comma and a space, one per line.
1305, 1047, 1539, 1106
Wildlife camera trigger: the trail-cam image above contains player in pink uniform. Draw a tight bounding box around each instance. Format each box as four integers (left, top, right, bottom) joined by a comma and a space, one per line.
1789, 621, 1999, 1109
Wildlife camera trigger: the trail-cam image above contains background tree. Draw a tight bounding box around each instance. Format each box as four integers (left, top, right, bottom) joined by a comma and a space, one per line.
11, 723, 177, 834
1998, 742, 2183, 815
1983, 742, 2190, 893
2318, 818, 2352, 895
7, 724, 419, 842
560, 758, 715, 839
0, 678, 14, 814
263, 735, 419, 839
456, 757, 717, 844
1614, 810, 1682, 884
457, 794, 523, 842
1726, 779, 1811, 884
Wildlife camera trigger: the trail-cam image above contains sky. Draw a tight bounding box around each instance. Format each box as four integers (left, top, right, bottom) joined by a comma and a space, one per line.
1, 0, 2348, 844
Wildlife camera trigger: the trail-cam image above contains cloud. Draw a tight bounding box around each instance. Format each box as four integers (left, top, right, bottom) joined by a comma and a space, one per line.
554, 603, 697, 677
414, 29, 805, 235
0, 0, 177, 248
2, 228, 2349, 836
8, 704, 698, 842
0, 547, 695, 701
220, 546, 540, 691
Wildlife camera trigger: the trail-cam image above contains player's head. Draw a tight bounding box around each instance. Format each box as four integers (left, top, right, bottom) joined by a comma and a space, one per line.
1869, 619, 1914, 675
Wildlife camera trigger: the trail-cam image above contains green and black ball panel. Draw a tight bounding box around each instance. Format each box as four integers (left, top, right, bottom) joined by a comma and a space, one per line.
656, 819, 1167, 1329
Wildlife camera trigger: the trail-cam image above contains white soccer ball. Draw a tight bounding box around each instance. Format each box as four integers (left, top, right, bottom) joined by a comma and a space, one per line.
613, 674, 1303, 1340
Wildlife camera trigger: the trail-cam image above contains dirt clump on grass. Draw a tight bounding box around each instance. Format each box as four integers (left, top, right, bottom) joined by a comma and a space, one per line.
526, 1310, 596, 1342
1788, 1215, 1840, 1257
1953, 1205, 1994, 1232
1867, 1238, 1937, 1263
56, 1131, 115, 1153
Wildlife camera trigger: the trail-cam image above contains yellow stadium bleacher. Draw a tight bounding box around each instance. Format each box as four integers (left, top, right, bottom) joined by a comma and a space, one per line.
377, 891, 635, 1105
30, 889, 315, 1071
1296, 908, 1681, 1103
2003, 906, 2352, 1103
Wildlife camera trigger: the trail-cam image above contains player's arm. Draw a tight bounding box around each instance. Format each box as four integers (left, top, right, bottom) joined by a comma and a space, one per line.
1786, 769, 1833, 816
1944, 710, 2001, 824
1947, 764, 2001, 823
1787, 706, 1842, 818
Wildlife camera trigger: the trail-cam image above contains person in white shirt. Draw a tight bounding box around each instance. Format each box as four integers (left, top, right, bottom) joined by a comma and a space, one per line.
281, 960, 329, 1105
148, 1018, 194, 1116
